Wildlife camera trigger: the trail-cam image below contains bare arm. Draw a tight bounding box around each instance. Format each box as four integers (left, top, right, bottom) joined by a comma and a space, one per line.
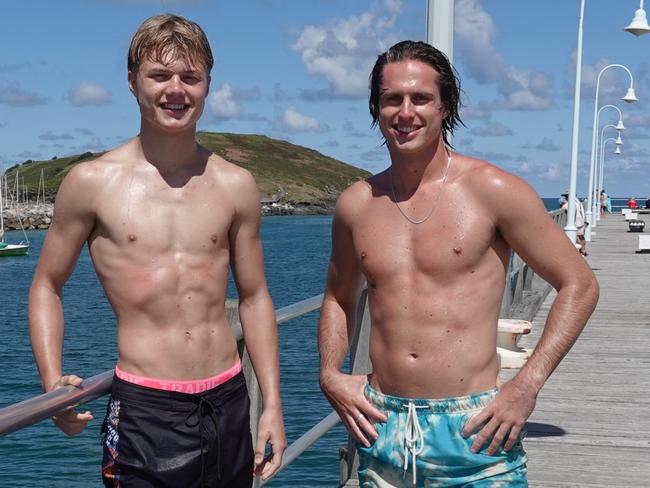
28, 164, 99, 435
463, 169, 599, 454
318, 186, 386, 446
228, 170, 286, 480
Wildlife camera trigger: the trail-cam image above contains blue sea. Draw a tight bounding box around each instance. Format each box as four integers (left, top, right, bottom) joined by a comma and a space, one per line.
0, 197, 638, 486
0, 216, 346, 487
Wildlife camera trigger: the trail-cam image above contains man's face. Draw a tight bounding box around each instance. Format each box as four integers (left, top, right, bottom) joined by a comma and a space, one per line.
128, 54, 211, 133
378, 60, 447, 156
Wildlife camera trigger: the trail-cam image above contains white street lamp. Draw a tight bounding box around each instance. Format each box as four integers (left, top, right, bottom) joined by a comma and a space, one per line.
597, 138, 622, 218
586, 104, 625, 238
625, 0, 650, 36
586, 64, 637, 230
564, 0, 587, 243
585, 124, 623, 238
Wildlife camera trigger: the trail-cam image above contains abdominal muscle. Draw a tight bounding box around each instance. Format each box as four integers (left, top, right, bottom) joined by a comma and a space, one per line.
90, 240, 239, 381
367, 276, 502, 399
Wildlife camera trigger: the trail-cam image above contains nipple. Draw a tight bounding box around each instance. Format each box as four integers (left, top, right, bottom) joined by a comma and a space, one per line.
360, 251, 367, 260
210, 234, 218, 243
128, 234, 137, 242
453, 246, 462, 255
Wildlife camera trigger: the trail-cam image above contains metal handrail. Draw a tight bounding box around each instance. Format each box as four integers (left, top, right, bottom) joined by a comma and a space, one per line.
0, 294, 325, 437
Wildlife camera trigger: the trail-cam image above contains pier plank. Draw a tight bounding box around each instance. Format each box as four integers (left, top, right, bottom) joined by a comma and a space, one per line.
508, 213, 650, 486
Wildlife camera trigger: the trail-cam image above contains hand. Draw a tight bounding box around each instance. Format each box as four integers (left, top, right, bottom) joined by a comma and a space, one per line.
320, 371, 387, 447
253, 406, 287, 480
462, 379, 536, 455
50, 375, 93, 436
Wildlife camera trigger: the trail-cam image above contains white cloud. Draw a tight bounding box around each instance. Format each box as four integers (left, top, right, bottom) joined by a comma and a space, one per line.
207, 83, 240, 119
455, 0, 552, 110
469, 122, 513, 137
540, 163, 560, 181
291, 2, 401, 98
282, 106, 320, 132
68, 82, 111, 106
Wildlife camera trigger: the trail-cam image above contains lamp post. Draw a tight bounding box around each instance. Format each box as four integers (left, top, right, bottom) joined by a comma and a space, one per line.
587, 104, 625, 234
596, 138, 622, 215
625, 0, 650, 36
564, 0, 587, 243
592, 125, 623, 225
587, 64, 637, 228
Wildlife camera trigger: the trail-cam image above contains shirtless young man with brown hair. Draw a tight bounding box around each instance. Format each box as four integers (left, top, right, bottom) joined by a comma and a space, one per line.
319, 41, 598, 486
29, 14, 285, 488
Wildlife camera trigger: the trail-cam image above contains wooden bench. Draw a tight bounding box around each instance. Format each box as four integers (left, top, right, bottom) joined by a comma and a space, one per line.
497, 319, 533, 369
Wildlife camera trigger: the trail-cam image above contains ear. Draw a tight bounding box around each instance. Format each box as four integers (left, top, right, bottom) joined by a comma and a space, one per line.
205, 74, 211, 97
127, 70, 137, 97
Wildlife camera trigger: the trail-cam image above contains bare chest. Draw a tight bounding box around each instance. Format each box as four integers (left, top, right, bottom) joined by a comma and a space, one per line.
92, 172, 233, 254
352, 197, 501, 283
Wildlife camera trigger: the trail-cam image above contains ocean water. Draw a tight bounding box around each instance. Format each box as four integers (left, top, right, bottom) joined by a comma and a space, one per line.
0, 216, 347, 487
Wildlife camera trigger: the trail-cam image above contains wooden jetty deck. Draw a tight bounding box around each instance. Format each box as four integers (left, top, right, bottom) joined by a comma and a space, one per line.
516, 211, 650, 487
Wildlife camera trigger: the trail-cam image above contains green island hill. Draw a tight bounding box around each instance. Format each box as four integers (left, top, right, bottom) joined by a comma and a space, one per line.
1, 132, 372, 229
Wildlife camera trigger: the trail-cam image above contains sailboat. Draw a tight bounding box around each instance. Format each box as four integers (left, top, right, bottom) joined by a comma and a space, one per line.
0, 173, 30, 257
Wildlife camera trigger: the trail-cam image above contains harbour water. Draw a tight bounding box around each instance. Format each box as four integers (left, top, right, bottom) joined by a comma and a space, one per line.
0, 216, 345, 487
0, 197, 631, 486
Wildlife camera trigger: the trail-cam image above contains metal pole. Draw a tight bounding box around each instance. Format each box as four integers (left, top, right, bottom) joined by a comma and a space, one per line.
426, 0, 454, 62
564, 0, 586, 243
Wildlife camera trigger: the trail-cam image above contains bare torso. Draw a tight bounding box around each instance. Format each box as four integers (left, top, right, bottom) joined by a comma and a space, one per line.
350, 154, 510, 398
85, 141, 242, 380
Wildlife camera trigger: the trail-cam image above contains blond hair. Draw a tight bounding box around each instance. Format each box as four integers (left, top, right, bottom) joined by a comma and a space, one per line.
128, 14, 213, 73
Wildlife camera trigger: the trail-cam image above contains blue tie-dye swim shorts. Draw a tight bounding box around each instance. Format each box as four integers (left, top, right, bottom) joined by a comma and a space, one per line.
357, 384, 527, 487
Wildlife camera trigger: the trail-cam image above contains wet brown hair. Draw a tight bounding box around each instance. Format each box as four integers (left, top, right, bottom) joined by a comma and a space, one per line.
128, 14, 213, 74
369, 40, 463, 147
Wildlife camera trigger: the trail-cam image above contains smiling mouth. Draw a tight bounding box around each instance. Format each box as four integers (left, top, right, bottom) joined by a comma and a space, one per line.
395, 125, 420, 135
161, 103, 188, 111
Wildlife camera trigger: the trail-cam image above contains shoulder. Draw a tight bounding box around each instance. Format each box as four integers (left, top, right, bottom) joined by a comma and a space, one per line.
207, 152, 257, 191
333, 175, 378, 226
456, 153, 539, 207
450, 153, 545, 228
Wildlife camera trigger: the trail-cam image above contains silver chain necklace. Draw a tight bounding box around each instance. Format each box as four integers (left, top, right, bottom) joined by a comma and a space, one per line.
389, 153, 452, 225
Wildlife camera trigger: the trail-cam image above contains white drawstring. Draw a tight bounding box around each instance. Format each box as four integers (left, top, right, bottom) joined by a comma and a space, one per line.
403, 402, 426, 484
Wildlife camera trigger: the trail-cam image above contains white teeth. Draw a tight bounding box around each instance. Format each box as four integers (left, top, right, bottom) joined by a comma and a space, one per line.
164, 103, 185, 110
397, 126, 417, 133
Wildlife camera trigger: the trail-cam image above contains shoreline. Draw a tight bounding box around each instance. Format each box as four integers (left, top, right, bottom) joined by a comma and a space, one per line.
1, 201, 334, 231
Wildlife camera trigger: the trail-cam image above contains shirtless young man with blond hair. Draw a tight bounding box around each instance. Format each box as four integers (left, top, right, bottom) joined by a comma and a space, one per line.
29, 14, 285, 487
319, 41, 598, 486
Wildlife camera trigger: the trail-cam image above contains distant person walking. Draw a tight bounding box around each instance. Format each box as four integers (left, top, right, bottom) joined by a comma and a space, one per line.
29, 14, 285, 488
600, 190, 608, 215
628, 197, 638, 209
561, 191, 588, 256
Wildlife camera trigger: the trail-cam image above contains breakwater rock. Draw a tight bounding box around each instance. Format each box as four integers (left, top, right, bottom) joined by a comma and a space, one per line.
1, 203, 53, 230
2, 199, 333, 231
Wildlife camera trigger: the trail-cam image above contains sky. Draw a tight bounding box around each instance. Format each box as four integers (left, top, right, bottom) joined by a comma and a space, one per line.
1, 0, 649, 198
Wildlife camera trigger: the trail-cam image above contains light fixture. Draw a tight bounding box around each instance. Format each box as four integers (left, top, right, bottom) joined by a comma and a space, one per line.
615, 119, 625, 131
615, 146, 622, 154
615, 133, 623, 145
622, 87, 638, 103
625, 1, 650, 36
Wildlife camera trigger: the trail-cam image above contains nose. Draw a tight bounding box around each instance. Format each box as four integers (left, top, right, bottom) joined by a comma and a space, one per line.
166, 74, 184, 94
398, 97, 414, 118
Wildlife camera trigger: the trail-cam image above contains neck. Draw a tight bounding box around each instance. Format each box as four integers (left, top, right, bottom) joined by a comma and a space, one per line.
388, 138, 449, 190
138, 121, 200, 172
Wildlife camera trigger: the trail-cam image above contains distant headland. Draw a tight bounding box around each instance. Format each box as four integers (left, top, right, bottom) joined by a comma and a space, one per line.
1, 131, 372, 228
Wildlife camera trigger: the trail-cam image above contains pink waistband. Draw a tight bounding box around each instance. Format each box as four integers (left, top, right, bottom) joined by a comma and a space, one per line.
115, 359, 242, 394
